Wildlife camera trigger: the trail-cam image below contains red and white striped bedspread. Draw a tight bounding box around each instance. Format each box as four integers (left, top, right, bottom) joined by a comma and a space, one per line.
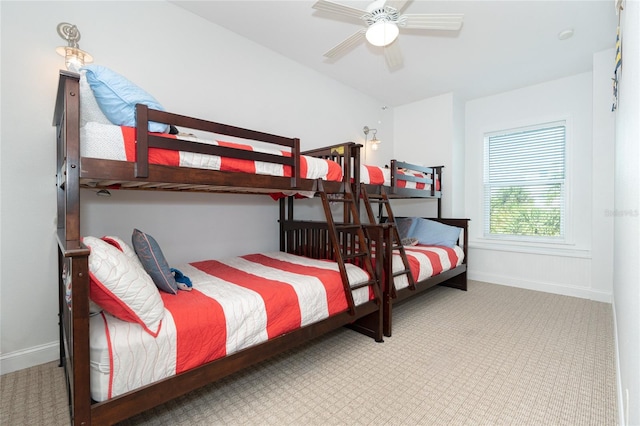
391, 245, 464, 291
360, 164, 439, 191
88, 251, 372, 402
80, 121, 343, 182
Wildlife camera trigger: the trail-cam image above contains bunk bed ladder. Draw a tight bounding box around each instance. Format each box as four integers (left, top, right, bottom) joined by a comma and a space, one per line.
316, 180, 380, 315
360, 187, 416, 291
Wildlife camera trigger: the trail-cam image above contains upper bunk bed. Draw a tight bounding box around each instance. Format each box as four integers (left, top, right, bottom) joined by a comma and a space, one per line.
356, 149, 444, 217
53, 69, 381, 425
54, 70, 357, 196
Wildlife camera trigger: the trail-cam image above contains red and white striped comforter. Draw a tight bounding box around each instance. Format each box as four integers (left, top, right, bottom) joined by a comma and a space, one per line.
89, 251, 372, 401
80, 122, 343, 182
360, 164, 440, 191
390, 245, 464, 291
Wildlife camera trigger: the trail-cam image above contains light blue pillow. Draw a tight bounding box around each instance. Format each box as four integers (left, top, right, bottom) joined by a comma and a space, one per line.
132, 228, 178, 295
81, 65, 169, 133
410, 218, 462, 248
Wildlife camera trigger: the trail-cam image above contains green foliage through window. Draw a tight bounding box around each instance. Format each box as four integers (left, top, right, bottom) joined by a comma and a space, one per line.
489, 185, 562, 236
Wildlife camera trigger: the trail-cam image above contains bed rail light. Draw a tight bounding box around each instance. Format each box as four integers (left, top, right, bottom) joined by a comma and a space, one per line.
363, 126, 381, 151
56, 22, 93, 72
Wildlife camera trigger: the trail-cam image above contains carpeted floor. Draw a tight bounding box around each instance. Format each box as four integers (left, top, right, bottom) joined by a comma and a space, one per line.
0, 281, 617, 425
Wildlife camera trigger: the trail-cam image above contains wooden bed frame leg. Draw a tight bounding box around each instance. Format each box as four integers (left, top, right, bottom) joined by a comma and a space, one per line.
383, 294, 393, 338
347, 308, 384, 342
440, 272, 468, 291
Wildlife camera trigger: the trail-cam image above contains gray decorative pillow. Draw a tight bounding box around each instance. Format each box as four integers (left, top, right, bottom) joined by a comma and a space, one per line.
401, 237, 419, 246
132, 228, 178, 295
395, 217, 418, 240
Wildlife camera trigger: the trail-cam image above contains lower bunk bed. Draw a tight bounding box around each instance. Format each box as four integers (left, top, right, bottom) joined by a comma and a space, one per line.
351, 147, 469, 337
54, 70, 381, 425
84, 234, 381, 408
373, 217, 469, 337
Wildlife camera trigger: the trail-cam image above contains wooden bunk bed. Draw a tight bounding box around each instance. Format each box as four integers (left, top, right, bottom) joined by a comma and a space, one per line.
54, 71, 383, 425
352, 146, 469, 337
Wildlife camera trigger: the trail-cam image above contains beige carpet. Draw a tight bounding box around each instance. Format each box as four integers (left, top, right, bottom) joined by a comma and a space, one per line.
0, 281, 617, 425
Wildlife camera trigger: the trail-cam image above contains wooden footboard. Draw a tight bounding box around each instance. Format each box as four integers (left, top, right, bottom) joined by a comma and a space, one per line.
279, 217, 383, 342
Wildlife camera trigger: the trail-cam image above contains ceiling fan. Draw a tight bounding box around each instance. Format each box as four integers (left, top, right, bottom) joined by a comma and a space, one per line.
312, 0, 463, 69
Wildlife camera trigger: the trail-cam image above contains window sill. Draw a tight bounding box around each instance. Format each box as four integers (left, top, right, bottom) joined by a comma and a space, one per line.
469, 239, 591, 259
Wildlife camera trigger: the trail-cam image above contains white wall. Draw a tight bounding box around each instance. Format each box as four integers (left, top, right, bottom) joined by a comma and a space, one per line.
0, 1, 388, 373
592, 48, 616, 302
464, 70, 614, 302
392, 93, 459, 218
452, 96, 466, 217
612, 1, 640, 424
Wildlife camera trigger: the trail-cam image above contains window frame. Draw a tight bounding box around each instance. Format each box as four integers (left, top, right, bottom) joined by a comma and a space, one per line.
482, 119, 571, 245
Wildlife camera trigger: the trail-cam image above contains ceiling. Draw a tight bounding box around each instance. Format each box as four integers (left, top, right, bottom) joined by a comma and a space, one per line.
170, 0, 619, 107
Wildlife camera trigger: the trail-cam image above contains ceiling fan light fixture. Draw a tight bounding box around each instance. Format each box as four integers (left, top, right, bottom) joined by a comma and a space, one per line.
365, 21, 399, 47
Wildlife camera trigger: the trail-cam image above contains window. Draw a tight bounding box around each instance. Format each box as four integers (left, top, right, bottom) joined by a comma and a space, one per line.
484, 121, 566, 241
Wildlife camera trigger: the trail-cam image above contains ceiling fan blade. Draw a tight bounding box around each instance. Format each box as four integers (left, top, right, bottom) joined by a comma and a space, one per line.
312, 0, 368, 20
324, 29, 366, 59
386, 0, 410, 13
384, 40, 403, 69
399, 13, 464, 31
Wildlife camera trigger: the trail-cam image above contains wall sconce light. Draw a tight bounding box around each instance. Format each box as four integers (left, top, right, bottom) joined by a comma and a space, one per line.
363, 126, 381, 151
56, 22, 93, 72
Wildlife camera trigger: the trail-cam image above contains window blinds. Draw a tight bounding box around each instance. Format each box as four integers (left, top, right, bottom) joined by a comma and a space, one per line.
484, 122, 566, 239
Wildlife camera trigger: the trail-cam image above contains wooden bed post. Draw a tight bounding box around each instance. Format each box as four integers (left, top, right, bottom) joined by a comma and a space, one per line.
54, 71, 82, 243
436, 166, 443, 218
54, 71, 93, 425
135, 104, 149, 178
293, 138, 301, 188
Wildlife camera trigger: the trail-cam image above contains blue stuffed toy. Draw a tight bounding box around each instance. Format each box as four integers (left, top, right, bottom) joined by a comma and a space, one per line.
170, 268, 192, 291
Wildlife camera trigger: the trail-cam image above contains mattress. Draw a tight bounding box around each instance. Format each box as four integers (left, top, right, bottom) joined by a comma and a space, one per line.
80, 121, 344, 182
391, 245, 464, 291
89, 251, 372, 401
360, 164, 439, 191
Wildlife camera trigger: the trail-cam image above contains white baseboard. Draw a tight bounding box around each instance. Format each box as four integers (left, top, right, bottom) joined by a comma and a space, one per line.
0, 341, 59, 375
468, 271, 612, 302
612, 300, 627, 426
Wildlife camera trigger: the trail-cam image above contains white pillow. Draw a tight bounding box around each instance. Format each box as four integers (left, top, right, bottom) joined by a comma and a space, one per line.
79, 70, 112, 127
101, 235, 143, 267
84, 236, 165, 336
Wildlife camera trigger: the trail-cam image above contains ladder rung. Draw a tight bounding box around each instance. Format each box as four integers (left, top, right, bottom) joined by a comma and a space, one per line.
351, 280, 377, 290
342, 252, 368, 261
393, 269, 412, 278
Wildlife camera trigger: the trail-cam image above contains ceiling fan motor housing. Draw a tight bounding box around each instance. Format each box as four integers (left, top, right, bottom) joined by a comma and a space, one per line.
363, 6, 400, 26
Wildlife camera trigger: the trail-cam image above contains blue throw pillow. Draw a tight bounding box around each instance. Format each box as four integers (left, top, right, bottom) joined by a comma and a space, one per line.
81, 65, 169, 133
132, 228, 178, 295
410, 218, 462, 248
